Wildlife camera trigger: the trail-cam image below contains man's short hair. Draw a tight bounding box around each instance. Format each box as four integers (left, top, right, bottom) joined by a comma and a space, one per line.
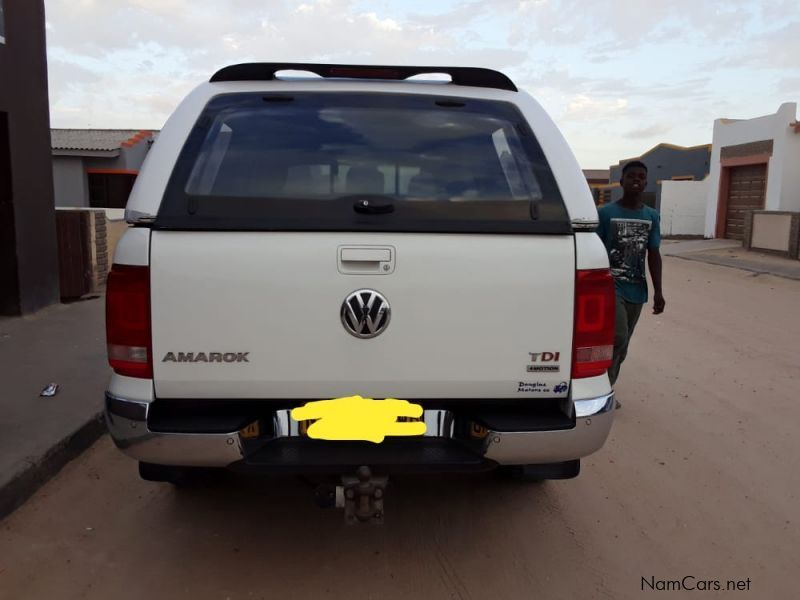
621, 160, 648, 176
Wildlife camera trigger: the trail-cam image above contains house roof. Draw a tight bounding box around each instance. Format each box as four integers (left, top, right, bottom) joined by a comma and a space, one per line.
615, 142, 712, 167
51, 129, 157, 152
582, 169, 610, 180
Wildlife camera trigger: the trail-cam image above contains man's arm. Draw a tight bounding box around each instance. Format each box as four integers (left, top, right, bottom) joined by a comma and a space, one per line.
647, 249, 665, 314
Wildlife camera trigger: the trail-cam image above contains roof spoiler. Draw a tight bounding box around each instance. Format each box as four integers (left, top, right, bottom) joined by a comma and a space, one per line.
209, 63, 518, 92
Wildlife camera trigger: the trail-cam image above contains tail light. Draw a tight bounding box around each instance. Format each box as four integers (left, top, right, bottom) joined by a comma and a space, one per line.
106, 264, 152, 378
572, 268, 615, 379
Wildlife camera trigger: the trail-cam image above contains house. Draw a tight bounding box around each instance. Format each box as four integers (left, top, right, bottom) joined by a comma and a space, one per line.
704, 102, 800, 258
603, 142, 712, 237
582, 169, 611, 205
52, 129, 158, 217
0, 0, 59, 315
609, 143, 711, 210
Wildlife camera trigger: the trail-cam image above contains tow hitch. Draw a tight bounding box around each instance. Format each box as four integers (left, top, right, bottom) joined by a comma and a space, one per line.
314, 466, 388, 524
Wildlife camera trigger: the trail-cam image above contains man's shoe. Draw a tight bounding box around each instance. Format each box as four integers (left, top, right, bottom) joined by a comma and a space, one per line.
615, 399, 622, 409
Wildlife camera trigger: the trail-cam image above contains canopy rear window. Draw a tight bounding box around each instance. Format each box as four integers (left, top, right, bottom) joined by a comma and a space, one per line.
155, 93, 570, 233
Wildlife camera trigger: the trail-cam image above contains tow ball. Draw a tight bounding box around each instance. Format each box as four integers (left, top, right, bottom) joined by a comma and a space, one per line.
314, 466, 388, 524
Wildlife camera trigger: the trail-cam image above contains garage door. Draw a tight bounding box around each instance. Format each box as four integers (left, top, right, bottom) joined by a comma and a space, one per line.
725, 164, 766, 240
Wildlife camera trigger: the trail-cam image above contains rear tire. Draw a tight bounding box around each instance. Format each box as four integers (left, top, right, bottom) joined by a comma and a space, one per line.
498, 460, 580, 482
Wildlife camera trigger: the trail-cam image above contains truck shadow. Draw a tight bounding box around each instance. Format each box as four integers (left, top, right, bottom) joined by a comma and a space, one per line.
163, 469, 550, 530
152, 469, 565, 559
115, 462, 592, 596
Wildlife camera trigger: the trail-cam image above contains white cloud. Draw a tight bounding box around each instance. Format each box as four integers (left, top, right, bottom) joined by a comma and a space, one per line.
624, 123, 673, 140
777, 77, 800, 95
566, 95, 628, 120
44, 0, 531, 129
42, 0, 800, 167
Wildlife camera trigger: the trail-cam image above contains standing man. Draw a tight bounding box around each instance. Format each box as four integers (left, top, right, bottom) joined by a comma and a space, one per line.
596, 161, 665, 404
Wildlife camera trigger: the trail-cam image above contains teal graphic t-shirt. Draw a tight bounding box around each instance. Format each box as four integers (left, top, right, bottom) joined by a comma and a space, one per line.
596, 202, 661, 304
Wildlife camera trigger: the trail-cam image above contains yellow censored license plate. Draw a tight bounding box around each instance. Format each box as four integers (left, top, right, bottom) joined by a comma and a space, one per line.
291, 396, 427, 443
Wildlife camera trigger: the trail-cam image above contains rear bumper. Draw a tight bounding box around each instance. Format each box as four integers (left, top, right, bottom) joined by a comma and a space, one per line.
105, 393, 615, 471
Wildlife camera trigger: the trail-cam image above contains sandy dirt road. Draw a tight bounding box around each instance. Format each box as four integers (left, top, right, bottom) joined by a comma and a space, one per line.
1, 257, 798, 600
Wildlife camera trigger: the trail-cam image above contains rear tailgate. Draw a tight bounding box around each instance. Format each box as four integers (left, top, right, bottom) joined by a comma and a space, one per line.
150, 232, 574, 399
148, 87, 578, 401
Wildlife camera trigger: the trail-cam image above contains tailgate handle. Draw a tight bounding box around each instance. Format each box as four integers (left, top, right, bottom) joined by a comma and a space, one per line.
338, 246, 395, 275
341, 248, 391, 263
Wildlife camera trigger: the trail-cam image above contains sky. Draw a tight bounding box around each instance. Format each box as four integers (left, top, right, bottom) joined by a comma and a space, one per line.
43, 0, 800, 168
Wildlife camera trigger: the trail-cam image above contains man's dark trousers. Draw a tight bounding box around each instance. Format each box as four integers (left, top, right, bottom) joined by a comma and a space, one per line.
608, 296, 643, 386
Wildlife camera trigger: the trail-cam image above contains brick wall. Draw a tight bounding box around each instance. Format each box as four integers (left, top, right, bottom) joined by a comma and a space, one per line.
89, 210, 109, 291
55, 208, 127, 295
90, 211, 130, 289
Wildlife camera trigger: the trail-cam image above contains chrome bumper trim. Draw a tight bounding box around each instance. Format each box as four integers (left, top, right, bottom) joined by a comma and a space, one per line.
105, 395, 244, 467
574, 393, 615, 418
483, 392, 615, 464
106, 392, 615, 467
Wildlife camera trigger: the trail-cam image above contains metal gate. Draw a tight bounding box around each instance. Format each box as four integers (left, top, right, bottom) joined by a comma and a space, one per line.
56, 210, 92, 299
725, 164, 766, 240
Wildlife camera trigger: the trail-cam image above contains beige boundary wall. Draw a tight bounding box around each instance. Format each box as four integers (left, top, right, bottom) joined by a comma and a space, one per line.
744, 211, 800, 259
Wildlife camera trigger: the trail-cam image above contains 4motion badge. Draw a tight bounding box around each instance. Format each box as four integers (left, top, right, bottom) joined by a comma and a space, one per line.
527, 351, 561, 373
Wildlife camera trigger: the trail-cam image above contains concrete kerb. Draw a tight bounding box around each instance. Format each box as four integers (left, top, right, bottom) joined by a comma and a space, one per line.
669, 253, 800, 281
0, 297, 108, 520
0, 413, 107, 520
662, 239, 800, 281
661, 239, 741, 255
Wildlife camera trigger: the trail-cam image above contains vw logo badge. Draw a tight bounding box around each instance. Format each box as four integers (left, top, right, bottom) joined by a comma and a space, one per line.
341, 289, 391, 339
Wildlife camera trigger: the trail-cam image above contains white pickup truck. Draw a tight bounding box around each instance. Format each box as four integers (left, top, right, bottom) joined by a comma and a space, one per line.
105, 64, 616, 513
